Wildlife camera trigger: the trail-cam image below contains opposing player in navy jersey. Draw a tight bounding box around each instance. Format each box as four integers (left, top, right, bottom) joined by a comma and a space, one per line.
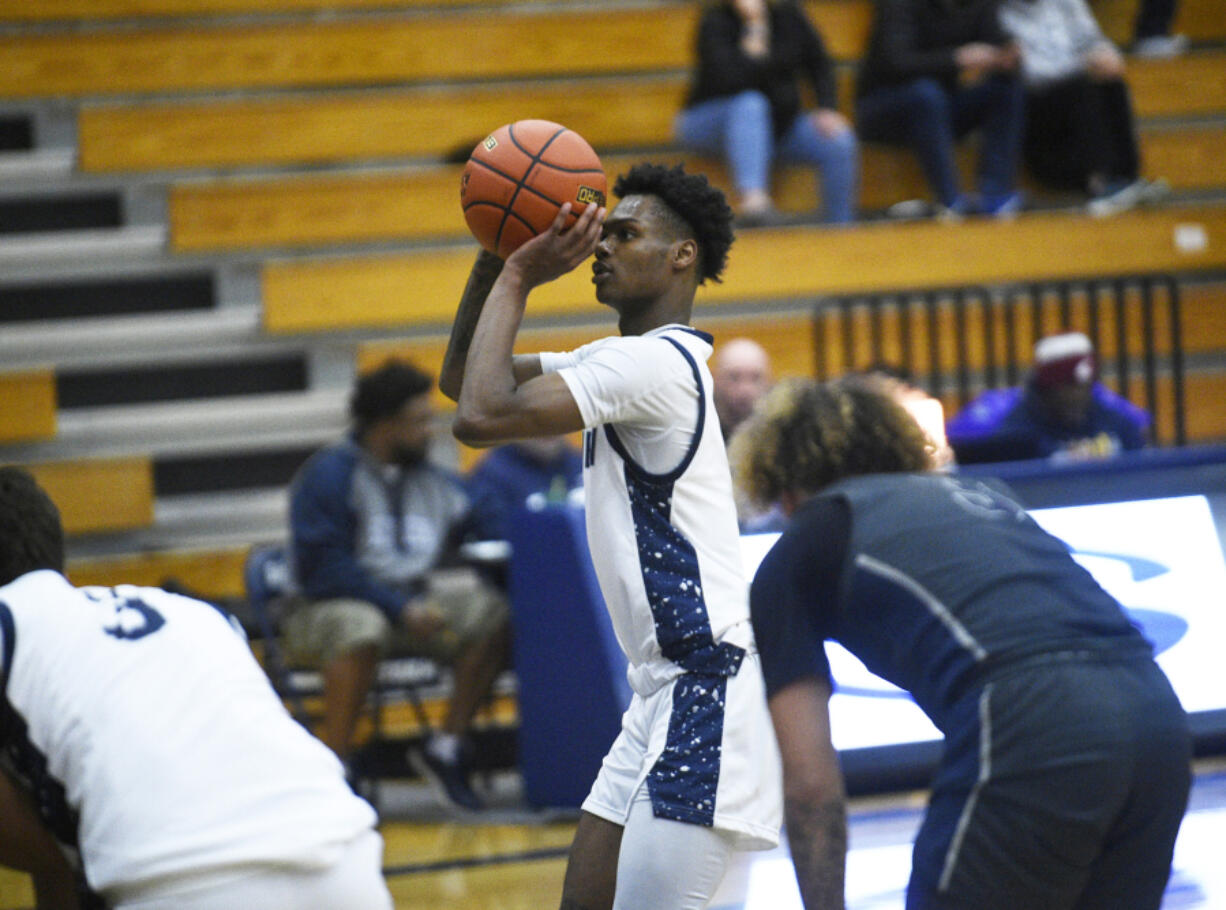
730, 377, 1191, 910
441, 163, 781, 910
0, 467, 391, 910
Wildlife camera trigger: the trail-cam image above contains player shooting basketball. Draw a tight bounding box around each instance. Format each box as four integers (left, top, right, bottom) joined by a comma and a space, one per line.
440, 162, 782, 910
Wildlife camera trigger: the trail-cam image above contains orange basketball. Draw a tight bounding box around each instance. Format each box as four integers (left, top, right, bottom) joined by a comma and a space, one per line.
460, 120, 607, 259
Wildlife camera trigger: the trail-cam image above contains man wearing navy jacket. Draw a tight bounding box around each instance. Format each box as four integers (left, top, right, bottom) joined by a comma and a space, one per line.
285, 358, 510, 811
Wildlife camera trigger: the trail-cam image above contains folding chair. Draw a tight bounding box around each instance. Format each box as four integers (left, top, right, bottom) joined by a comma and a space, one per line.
242, 543, 440, 808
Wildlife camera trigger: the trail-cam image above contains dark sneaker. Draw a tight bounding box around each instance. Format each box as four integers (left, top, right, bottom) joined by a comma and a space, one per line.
734, 206, 787, 229
409, 747, 484, 812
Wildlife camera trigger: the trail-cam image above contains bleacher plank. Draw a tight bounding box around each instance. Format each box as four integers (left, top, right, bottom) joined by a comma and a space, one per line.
7, 0, 1222, 46
21, 456, 155, 535
0, 0, 510, 20
1094, 0, 1226, 45
1129, 53, 1226, 118
0, 2, 868, 79
0, 0, 505, 20
171, 169, 468, 252
78, 78, 682, 173
0, 368, 57, 444
0, 0, 863, 35
262, 204, 1226, 334
0, 8, 697, 100
1142, 126, 1226, 192
6, 0, 1223, 92
170, 122, 1226, 252
67, 545, 249, 600
79, 50, 1226, 174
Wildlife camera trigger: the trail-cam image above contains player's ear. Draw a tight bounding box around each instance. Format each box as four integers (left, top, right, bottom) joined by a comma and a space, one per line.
672, 238, 698, 271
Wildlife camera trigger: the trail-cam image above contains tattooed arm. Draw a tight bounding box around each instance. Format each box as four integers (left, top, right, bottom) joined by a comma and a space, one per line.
439, 248, 506, 402
769, 677, 848, 910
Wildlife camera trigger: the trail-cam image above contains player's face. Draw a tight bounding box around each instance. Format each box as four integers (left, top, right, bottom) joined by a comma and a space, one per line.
591, 195, 680, 309
1041, 382, 1094, 429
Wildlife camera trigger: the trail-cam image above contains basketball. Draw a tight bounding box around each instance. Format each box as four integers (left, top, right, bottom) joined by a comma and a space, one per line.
460, 120, 607, 259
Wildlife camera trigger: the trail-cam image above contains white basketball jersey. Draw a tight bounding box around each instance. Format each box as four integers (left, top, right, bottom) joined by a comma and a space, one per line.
0, 570, 375, 902
546, 325, 754, 696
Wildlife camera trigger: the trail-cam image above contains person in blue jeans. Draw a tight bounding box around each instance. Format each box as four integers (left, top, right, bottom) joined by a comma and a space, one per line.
675, 0, 859, 227
855, 0, 1025, 218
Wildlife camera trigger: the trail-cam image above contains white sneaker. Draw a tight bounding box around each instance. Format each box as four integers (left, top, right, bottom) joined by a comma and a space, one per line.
1087, 179, 1147, 218
887, 199, 933, 220
1138, 177, 1172, 205
1133, 34, 1189, 58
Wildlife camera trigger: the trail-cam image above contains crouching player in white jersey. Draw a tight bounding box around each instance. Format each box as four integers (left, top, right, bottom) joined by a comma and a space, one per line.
440, 163, 783, 910
0, 467, 392, 910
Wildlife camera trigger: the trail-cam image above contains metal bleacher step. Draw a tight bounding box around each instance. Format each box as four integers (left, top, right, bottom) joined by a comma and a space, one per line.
2, 388, 346, 463
65, 486, 294, 559
0, 306, 264, 370
0, 147, 74, 181
0, 223, 166, 266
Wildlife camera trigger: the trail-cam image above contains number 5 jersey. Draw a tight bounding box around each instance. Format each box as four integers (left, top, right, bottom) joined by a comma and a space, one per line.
0, 569, 376, 906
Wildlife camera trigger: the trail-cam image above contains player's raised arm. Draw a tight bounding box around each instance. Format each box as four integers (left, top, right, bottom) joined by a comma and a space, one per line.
452, 202, 603, 447
439, 248, 504, 402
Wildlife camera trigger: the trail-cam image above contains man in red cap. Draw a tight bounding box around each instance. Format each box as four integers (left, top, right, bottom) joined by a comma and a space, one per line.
946, 331, 1151, 464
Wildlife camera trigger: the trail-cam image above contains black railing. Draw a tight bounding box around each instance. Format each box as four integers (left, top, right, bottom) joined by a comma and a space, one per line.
812, 273, 1185, 446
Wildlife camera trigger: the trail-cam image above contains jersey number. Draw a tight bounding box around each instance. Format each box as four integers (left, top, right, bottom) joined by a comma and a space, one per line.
102, 596, 166, 641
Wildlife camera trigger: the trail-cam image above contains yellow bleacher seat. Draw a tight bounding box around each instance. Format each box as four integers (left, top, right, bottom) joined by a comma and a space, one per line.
0, 368, 57, 444
20, 456, 155, 535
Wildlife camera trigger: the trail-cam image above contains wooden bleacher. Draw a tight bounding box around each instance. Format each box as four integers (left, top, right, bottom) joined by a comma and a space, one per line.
66, 544, 249, 601
5, 0, 1225, 93
170, 123, 1226, 252
0, 0, 872, 99
76, 51, 1226, 173
261, 205, 1226, 333
21, 456, 155, 535
4, 0, 1220, 42
0, 368, 57, 444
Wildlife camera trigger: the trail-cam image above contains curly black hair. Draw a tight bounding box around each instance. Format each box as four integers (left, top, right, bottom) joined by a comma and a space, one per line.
0, 466, 65, 585
728, 377, 932, 509
613, 162, 734, 285
350, 358, 434, 434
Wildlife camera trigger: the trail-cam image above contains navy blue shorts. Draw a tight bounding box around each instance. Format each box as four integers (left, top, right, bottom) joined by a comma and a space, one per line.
907, 654, 1191, 910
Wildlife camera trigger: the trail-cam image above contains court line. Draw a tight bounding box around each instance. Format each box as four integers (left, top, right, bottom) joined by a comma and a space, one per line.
383, 845, 569, 877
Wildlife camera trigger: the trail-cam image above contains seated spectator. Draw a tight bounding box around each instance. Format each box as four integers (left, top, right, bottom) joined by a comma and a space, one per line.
713, 336, 775, 440
1000, 0, 1171, 216
946, 331, 1151, 463
283, 358, 511, 812
674, 0, 859, 226
855, 0, 1025, 218
467, 436, 583, 542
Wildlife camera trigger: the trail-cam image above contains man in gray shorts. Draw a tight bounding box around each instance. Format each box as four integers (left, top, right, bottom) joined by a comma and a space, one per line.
284, 359, 510, 811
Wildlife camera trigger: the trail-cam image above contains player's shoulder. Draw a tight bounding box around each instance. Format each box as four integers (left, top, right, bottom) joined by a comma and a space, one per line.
0, 568, 74, 610
621, 325, 714, 369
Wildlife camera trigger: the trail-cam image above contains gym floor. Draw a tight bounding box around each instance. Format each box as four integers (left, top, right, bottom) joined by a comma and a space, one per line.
1, 757, 1222, 908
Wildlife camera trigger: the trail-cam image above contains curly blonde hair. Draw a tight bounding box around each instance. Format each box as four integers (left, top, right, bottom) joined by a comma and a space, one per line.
728, 377, 933, 510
